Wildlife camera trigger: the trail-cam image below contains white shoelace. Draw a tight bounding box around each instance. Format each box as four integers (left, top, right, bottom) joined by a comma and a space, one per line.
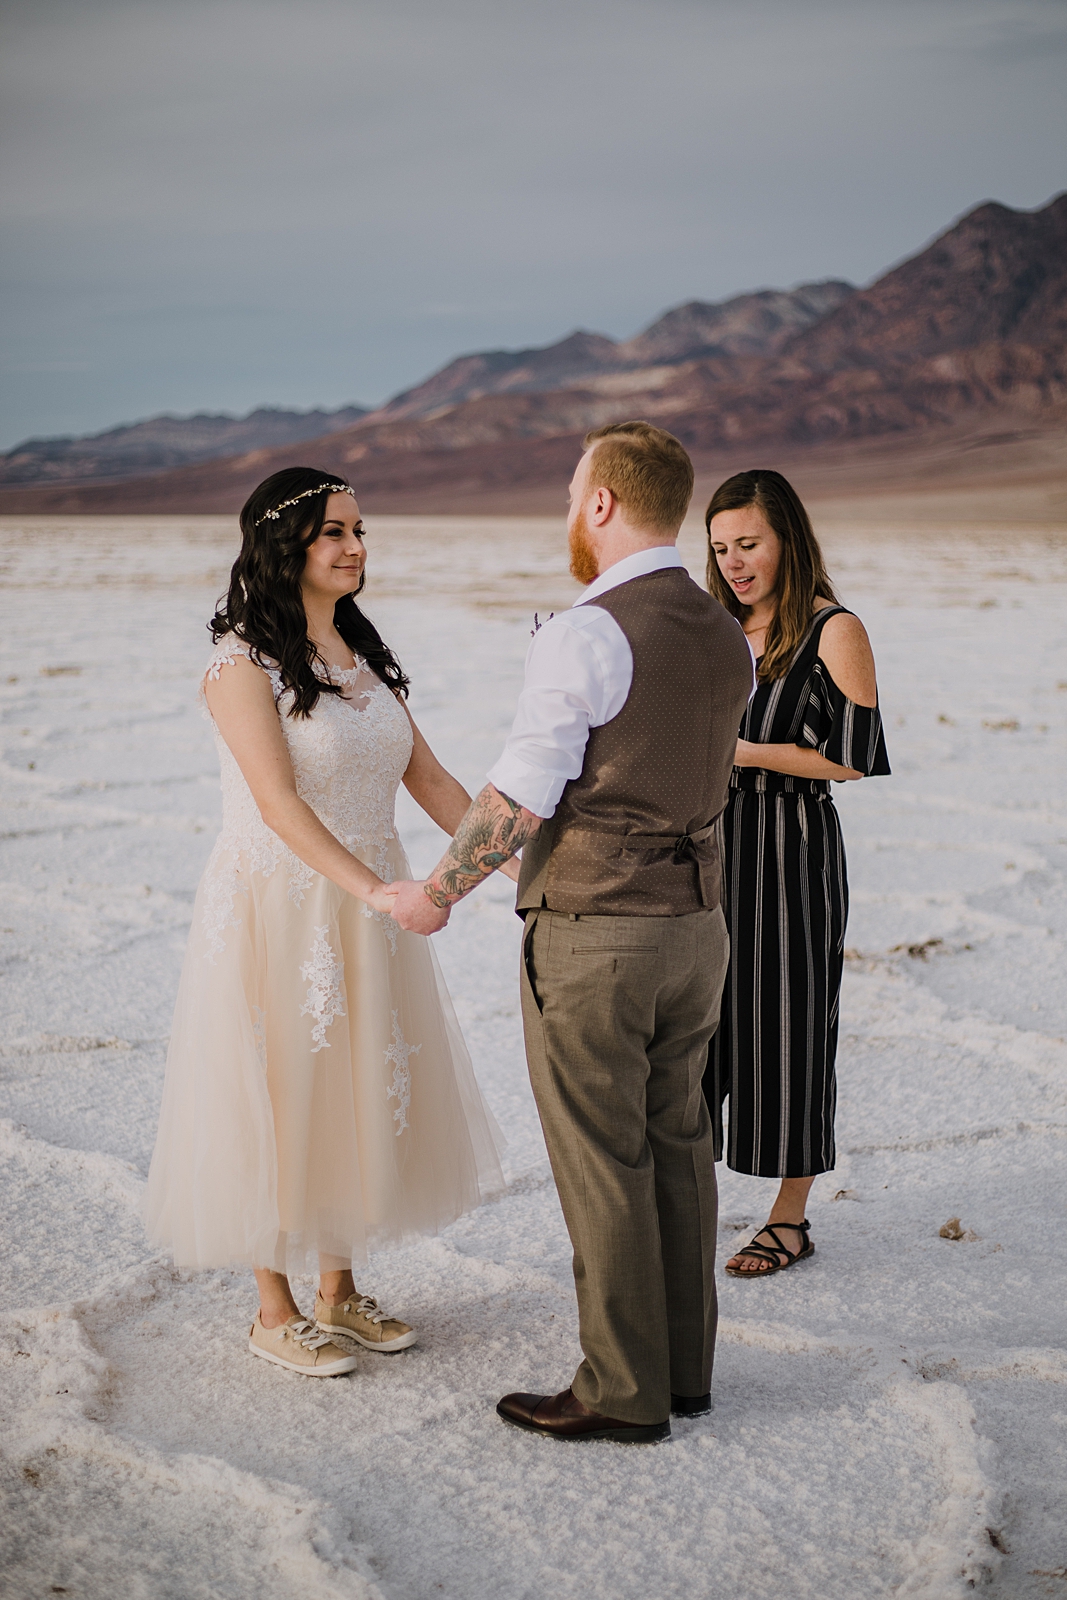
345, 1296, 387, 1325
280, 1317, 335, 1350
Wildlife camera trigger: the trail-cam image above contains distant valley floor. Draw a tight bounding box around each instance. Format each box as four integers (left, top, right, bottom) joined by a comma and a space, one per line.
1, 417, 1065, 523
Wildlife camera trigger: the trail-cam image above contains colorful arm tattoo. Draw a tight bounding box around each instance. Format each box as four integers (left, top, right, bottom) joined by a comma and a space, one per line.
424, 784, 541, 908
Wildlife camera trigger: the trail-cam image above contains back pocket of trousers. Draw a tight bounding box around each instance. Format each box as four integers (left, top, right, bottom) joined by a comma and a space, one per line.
569, 945, 659, 972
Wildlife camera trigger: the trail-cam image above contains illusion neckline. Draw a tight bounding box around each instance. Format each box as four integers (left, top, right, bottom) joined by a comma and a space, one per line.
317, 655, 368, 682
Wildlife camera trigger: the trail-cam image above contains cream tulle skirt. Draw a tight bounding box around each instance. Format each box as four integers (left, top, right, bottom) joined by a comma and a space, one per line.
143, 836, 505, 1275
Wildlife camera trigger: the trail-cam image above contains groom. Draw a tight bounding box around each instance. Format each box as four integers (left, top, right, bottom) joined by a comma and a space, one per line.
392, 422, 754, 1442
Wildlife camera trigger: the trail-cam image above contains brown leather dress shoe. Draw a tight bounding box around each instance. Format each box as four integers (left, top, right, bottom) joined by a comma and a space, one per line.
496, 1387, 670, 1444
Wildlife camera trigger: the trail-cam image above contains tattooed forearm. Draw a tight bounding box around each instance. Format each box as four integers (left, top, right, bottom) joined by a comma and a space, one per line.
424, 784, 541, 908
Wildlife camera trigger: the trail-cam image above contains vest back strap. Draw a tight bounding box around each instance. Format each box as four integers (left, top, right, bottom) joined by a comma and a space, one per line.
613, 821, 716, 855
559, 821, 719, 906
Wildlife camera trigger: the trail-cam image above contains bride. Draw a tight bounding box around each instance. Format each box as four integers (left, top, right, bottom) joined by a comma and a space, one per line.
143, 467, 505, 1375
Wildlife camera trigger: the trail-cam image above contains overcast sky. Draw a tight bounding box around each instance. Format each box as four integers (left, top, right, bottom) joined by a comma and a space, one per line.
1, 0, 1064, 448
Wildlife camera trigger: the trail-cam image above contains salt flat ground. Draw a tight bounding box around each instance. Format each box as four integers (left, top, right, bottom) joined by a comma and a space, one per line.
1, 504, 1065, 1600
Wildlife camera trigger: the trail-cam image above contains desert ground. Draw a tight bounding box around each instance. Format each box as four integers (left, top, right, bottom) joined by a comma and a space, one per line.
1, 494, 1065, 1599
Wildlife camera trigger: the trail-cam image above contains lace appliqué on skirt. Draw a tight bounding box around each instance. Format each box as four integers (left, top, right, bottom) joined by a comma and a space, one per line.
385, 1010, 421, 1135
200, 853, 246, 961
199, 840, 313, 962
300, 926, 346, 1051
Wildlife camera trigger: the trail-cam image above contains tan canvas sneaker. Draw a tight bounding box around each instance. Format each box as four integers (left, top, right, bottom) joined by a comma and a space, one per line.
315, 1290, 417, 1351
248, 1314, 359, 1376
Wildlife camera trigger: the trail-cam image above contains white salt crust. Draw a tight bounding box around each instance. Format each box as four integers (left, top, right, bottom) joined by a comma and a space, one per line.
1, 513, 1065, 1599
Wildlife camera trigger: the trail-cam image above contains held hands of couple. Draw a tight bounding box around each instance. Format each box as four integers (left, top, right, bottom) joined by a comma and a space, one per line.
389, 851, 520, 936
385, 784, 532, 935
390, 879, 452, 935
365, 880, 402, 916
382, 844, 524, 934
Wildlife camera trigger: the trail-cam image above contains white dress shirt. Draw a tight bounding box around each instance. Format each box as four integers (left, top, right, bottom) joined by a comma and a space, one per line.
487, 546, 688, 819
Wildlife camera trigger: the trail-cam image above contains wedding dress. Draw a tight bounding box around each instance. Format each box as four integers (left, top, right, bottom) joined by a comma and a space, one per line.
143, 635, 505, 1274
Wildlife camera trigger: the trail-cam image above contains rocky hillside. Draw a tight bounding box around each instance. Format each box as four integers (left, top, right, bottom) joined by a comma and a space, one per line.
378, 281, 853, 419
665, 192, 1067, 452
783, 198, 1067, 368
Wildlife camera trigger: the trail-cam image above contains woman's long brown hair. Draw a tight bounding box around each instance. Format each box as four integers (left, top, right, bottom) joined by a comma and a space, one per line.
705, 469, 838, 682
211, 466, 409, 717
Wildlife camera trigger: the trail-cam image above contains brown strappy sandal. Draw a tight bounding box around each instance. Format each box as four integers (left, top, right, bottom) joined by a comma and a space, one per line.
725, 1219, 814, 1277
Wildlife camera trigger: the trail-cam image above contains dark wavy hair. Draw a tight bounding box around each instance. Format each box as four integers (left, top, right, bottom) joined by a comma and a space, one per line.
705, 468, 838, 682
211, 466, 409, 716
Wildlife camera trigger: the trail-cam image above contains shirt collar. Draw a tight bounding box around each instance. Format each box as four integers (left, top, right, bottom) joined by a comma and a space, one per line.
573, 544, 684, 606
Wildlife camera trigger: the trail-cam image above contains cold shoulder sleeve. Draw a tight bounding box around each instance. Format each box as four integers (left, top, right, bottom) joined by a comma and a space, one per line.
797, 659, 891, 776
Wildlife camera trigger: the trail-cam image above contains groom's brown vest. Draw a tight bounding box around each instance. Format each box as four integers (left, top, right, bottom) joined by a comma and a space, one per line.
516, 567, 754, 918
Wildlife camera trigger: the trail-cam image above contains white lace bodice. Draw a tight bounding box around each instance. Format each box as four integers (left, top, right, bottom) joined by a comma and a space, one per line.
199, 635, 414, 952
205, 634, 412, 853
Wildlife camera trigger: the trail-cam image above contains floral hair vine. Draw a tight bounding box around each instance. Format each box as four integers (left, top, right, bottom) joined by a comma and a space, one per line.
254, 482, 357, 526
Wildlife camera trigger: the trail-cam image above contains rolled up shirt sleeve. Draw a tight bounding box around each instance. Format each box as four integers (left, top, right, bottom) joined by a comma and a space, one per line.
487, 609, 632, 819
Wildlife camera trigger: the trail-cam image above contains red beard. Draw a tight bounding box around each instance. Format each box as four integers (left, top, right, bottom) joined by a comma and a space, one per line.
568, 510, 599, 586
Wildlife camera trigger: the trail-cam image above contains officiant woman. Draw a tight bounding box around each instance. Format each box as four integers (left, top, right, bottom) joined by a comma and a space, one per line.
703, 469, 890, 1277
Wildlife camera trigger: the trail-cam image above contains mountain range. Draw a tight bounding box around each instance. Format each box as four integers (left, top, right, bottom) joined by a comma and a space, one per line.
2, 192, 1064, 514
0, 405, 368, 488
0, 283, 850, 488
